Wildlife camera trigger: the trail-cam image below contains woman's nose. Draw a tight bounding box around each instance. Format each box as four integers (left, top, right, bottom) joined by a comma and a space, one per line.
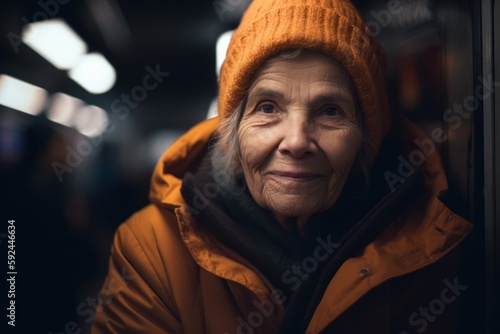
277, 116, 318, 158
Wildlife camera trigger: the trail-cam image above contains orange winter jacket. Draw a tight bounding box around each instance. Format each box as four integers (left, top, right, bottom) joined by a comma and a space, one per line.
91, 116, 473, 334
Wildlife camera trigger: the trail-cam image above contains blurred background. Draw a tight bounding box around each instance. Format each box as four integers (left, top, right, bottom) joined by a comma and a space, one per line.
0, 0, 498, 333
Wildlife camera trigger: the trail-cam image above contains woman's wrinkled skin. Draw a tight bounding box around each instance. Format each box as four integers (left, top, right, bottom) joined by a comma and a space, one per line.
238, 50, 361, 236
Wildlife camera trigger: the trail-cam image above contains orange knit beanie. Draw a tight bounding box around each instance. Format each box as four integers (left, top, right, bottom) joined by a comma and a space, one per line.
218, 0, 392, 159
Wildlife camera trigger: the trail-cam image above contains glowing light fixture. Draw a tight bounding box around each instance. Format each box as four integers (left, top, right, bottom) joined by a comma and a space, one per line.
0, 75, 47, 115
216, 30, 234, 78
22, 19, 88, 70
68, 53, 116, 94
73, 105, 109, 137
206, 97, 218, 119
47, 93, 84, 127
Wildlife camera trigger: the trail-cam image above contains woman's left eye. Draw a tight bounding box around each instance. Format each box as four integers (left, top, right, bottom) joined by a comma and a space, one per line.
257, 104, 276, 114
322, 105, 343, 116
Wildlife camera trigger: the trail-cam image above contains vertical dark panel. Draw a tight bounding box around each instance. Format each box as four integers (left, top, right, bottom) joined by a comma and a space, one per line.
438, 0, 474, 219
494, 3, 500, 330
438, 1, 488, 332
481, 0, 500, 332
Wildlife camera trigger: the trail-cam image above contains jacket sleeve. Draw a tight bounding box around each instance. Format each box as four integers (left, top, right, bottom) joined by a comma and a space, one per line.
91, 220, 183, 334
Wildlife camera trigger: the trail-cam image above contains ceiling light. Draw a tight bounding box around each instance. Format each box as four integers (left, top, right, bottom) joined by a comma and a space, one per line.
47, 93, 84, 127
22, 19, 88, 70
216, 30, 234, 78
73, 105, 109, 137
68, 53, 116, 94
0, 75, 47, 115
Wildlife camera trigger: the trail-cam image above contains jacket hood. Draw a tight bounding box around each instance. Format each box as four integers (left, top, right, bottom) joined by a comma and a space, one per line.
149, 117, 220, 208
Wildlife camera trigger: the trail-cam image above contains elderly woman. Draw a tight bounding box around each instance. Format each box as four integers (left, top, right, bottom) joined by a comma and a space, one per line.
92, 0, 472, 333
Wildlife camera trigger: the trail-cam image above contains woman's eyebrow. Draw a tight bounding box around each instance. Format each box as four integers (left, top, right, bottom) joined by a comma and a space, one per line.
247, 87, 286, 103
246, 87, 354, 108
311, 92, 353, 106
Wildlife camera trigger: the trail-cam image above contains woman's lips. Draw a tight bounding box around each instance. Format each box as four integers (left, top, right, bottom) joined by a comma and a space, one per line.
267, 171, 324, 181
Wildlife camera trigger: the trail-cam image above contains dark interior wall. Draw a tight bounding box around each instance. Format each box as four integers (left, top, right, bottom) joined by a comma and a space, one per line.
439, 0, 475, 221
495, 1, 500, 328
486, 0, 500, 331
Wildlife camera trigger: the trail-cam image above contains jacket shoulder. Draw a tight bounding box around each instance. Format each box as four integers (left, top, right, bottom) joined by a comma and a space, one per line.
115, 204, 200, 293
91, 204, 200, 333
120, 204, 183, 249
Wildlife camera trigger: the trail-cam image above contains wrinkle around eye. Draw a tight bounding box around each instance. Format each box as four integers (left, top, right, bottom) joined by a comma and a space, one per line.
320, 104, 343, 116
315, 108, 358, 130
319, 103, 358, 125
243, 101, 282, 119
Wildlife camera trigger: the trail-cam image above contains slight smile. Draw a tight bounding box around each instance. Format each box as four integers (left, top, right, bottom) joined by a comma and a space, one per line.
267, 171, 325, 182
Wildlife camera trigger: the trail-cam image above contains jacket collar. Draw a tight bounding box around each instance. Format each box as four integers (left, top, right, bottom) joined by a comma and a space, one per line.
149, 117, 219, 208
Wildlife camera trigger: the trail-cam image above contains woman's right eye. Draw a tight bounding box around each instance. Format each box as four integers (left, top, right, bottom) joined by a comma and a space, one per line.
257, 104, 276, 114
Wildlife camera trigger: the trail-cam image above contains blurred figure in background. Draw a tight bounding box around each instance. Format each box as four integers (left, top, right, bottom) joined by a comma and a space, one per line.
2, 120, 97, 331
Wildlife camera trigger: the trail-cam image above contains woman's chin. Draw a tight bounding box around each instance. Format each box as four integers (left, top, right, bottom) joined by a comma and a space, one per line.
265, 195, 332, 217
267, 201, 325, 231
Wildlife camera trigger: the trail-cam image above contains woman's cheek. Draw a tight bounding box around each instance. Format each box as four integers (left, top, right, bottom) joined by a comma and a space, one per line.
239, 124, 276, 164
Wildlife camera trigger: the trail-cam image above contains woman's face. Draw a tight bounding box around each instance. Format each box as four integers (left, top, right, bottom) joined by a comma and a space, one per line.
237, 50, 361, 230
